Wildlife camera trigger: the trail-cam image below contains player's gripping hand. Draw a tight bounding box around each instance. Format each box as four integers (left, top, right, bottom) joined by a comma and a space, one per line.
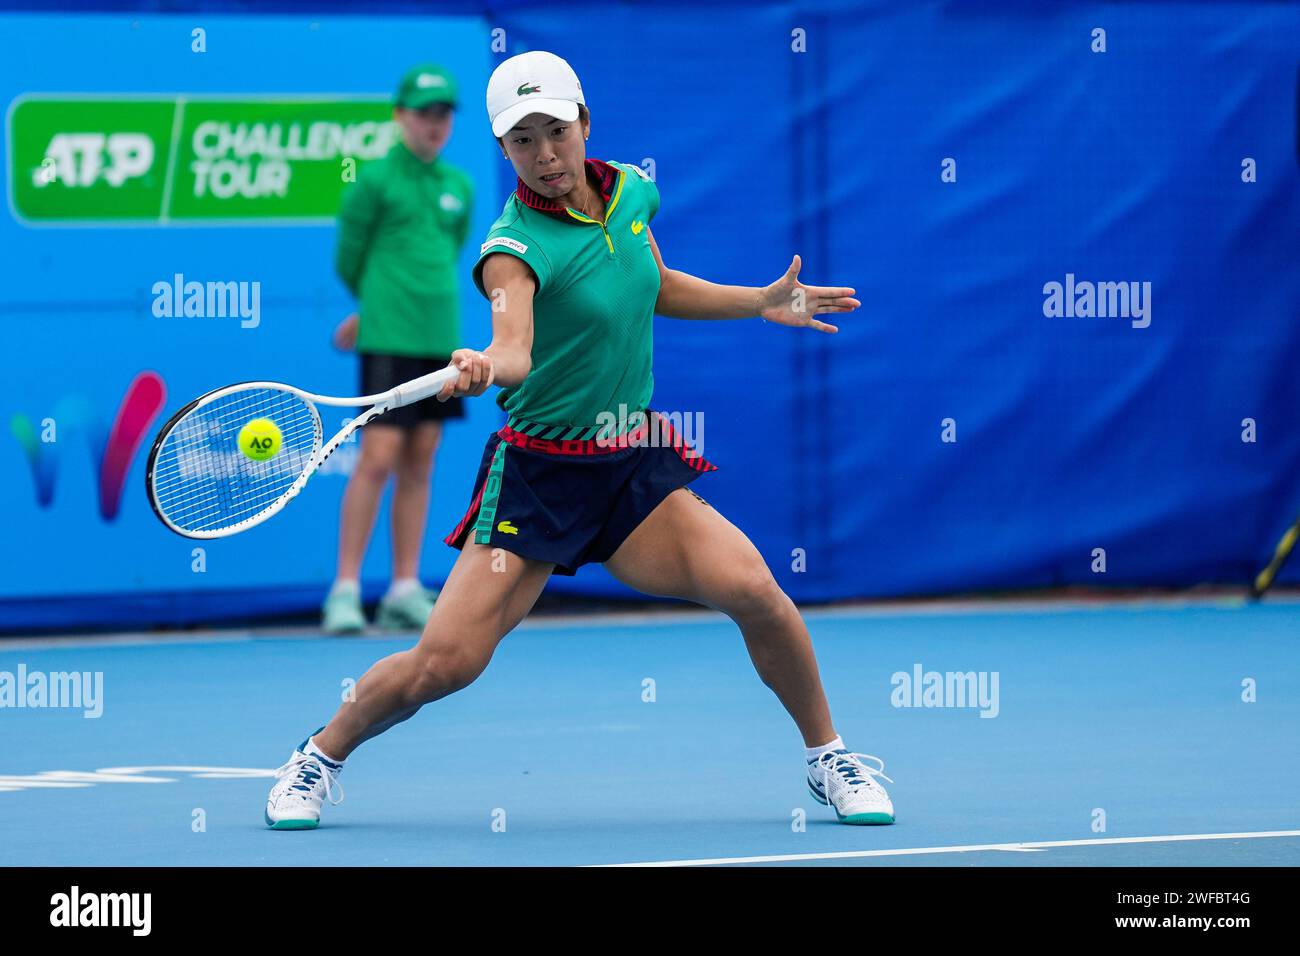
438, 347, 496, 402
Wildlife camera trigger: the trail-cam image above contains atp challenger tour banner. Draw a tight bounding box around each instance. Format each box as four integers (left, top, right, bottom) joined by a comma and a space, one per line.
8, 95, 397, 225
0, 12, 499, 630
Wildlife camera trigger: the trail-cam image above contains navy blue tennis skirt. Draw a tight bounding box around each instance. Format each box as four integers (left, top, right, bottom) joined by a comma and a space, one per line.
443, 410, 716, 575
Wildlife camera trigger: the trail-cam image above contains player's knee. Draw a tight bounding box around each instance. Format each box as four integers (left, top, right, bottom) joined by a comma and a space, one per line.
722, 563, 789, 623
409, 647, 485, 703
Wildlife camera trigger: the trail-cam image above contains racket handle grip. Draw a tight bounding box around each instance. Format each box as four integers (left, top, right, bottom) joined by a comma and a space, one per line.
391, 366, 463, 407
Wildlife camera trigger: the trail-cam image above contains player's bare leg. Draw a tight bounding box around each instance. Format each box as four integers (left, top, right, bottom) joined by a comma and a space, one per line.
602, 487, 835, 746
602, 487, 894, 824
314, 543, 554, 759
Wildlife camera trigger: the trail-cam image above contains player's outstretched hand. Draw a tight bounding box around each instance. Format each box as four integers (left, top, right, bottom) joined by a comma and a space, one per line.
757, 255, 860, 334
333, 313, 359, 351
439, 348, 496, 402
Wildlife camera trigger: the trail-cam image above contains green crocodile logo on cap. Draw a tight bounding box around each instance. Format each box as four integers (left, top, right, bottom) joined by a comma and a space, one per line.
517, 83, 541, 96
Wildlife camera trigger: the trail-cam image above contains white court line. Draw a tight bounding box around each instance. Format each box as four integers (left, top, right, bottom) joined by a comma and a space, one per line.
596, 829, 1300, 867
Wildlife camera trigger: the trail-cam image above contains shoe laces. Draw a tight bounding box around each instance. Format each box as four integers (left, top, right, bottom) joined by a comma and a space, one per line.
274, 750, 344, 806
817, 750, 893, 790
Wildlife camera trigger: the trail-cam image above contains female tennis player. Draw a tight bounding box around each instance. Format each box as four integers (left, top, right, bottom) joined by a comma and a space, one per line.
266, 51, 895, 829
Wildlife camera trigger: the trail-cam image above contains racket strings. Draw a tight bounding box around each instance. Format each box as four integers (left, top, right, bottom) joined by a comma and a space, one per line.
150, 388, 321, 534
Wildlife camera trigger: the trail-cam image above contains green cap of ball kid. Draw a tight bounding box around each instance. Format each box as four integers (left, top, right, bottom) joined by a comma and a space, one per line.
395, 64, 458, 110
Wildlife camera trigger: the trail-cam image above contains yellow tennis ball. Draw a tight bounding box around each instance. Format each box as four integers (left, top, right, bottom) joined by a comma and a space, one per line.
238, 418, 282, 461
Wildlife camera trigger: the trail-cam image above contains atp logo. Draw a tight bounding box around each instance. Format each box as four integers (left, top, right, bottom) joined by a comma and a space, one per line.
34, 132, 155, 188
10, 371, 166, 521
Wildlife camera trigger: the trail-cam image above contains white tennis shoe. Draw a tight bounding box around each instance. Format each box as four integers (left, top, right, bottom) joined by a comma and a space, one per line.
807, 749, 895, 825
265, 741, 344, 830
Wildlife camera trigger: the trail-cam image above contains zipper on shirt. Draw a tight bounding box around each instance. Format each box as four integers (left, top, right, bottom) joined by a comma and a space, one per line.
566, 211, 615, 257
565, 167, 624, 259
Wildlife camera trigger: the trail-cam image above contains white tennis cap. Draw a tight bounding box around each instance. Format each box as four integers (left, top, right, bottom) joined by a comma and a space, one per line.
487, 51, 585, 138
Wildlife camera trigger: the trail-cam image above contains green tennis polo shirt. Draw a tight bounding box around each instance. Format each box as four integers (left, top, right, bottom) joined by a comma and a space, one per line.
335, 142, 474, 358
471, 158, 660, 427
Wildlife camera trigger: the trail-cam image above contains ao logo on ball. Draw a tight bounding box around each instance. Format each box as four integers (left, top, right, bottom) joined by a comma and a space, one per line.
237, 418, 282, 461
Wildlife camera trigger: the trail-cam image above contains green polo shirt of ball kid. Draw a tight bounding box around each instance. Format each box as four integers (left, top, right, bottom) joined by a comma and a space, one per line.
471, 158, 660, 428
335, 141, 474, 358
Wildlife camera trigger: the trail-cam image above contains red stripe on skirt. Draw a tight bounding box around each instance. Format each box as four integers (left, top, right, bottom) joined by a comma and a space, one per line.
497, 421, 650, 456
652, 412, 717, 472
444, 474, 488, 546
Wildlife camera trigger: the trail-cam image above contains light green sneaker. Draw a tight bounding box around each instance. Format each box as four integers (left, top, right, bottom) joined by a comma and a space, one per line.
321, 583, 366, 635
376, 586, 435, 630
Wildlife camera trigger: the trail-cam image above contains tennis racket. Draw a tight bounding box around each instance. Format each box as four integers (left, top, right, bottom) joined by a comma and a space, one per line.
1250, 511, 1300, 599
145, 366, 462, 539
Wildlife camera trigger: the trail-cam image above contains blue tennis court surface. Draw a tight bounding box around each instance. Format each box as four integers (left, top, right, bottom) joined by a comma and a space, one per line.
2, 598, 1297, 866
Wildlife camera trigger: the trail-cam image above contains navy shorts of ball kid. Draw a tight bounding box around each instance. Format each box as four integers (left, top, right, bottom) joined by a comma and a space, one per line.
443, 409, 717, 575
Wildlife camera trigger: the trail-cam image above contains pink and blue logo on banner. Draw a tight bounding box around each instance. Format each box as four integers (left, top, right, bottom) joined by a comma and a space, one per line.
11, 371, 166, 521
